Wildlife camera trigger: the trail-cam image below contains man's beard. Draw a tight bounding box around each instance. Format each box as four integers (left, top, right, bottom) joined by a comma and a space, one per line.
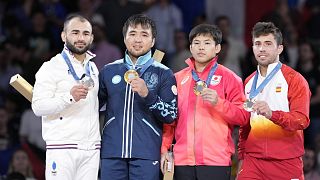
66, 41, 91, 55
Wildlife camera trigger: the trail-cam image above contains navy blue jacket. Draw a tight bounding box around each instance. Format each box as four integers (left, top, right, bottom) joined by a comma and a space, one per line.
99, 51, 177, 160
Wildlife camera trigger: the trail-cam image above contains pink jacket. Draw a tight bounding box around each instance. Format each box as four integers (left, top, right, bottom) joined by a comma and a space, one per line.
162, 57, 249, 166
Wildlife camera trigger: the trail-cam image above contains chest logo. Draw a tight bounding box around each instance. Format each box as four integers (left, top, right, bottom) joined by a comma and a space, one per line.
276, 84, 282, 93
144, 72, 158, 89
112, 75, 122, 84
210, 75, 222, 86
181, 76, 189, 85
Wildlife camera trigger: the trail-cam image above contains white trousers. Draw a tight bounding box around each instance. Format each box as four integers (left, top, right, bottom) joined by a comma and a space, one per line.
45, 149, 100, 180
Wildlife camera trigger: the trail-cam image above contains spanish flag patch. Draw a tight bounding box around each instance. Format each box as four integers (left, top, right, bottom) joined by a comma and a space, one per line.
276, 86, 281, 92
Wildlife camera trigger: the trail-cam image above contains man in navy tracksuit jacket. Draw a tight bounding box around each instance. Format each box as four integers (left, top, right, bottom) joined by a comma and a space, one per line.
99, 14, 178, 180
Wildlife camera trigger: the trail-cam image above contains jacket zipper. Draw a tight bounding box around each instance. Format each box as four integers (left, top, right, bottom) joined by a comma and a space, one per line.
193, 95, 198, 166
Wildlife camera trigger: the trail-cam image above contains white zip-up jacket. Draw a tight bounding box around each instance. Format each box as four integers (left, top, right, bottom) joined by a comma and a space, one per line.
32, 49, 101, 150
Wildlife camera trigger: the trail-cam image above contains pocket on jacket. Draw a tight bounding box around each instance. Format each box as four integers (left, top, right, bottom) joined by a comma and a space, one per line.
141, 118, 160, 137
102, 116, 115, 132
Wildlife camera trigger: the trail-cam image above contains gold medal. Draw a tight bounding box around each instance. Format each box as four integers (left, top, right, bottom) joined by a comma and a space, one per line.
124, 69, 139, 83
193, 81, 207, 96
243, 99, 254, 112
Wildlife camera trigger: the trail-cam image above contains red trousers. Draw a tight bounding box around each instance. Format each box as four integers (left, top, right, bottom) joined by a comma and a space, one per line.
237, 154, 304, 180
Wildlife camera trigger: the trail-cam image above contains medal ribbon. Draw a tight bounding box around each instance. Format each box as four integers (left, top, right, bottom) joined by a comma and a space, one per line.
124, 57, 154, 77
61, 50, 91, 81
249, 62, 282, 99
191, 62, 218, 86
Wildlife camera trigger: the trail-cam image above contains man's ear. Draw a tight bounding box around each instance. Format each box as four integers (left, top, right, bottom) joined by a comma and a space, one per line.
61, 31, 66, 43
277, 44, 284, 55
215, 44, 221, 54
151, 38, 155, 47
90, 34, 94, 44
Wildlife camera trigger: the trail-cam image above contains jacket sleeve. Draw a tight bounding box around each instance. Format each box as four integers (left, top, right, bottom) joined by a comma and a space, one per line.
214, 72, 250, 126
270, 71, 311, 131
98, 66, 108, 110
32, 62, 74, 116
161, 122, 176, 154
144, 69, 178, 124
238, 122, 251, 160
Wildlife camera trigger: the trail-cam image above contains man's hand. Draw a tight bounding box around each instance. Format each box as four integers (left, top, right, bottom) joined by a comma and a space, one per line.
129, 77, 149, 97
160, 152, 170, 174
236, 160, 243, 180
252, 100, 272, 119
70, 84, 89, 102
201, 88, 218, 105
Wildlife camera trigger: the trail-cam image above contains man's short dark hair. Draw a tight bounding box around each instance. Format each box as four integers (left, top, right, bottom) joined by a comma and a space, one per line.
63, 14, 91, 32
189, 24, 222, 45
252, 22, 283, 45
122, 14, 157, 39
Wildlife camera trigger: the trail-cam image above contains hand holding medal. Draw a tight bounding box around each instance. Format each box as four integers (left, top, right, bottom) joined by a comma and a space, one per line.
200, 88, 219, 105
80, 74, 95, 89
127, 75, 149, 98
251, 100, 272, 119
70, 84, 89, 102
243, 99, 255, 112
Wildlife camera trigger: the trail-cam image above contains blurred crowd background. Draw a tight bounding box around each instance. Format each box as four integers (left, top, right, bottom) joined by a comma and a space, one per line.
0, 0, 320, 179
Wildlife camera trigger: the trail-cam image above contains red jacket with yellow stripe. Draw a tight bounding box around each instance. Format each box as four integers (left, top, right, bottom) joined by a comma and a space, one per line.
162, 57, 250, 166
238, 63, 311, 160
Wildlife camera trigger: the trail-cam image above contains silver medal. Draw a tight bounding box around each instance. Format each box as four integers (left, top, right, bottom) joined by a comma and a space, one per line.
243, 99, 254, 112
80, 75, 94, 89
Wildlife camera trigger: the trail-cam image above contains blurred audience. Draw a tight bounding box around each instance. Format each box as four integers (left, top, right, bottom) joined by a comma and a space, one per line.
145, 0, 183, 60
7, 149, 36, 180
166, 30, 190, 73
91, 22, 122, 71
0, 0, 319, 179
215, 15, 246, 78
303, 146, 320, 180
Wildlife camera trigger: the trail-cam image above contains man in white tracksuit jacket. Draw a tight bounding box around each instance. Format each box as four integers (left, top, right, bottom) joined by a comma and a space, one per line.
32, 14, 100, 180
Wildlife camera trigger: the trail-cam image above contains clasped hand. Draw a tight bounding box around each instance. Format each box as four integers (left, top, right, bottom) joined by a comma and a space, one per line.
129, 77, 149, 98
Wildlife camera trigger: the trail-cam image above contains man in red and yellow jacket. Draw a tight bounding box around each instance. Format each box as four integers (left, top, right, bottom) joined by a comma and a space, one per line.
237, 22, 311, 180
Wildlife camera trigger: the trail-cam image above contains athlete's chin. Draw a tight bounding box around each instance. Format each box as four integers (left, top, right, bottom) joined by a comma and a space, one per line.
129, 50, 148, 58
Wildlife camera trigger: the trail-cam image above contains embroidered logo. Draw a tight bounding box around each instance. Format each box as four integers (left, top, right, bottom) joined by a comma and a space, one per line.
51, 161, 57, 176
275, 84, 282, 93
181, 76, 189, 85
171, 85, 177, 95
112, 75, 121, 84
144, 72, 158, 89
210, 75, 222, 86
152, 161, 159, 165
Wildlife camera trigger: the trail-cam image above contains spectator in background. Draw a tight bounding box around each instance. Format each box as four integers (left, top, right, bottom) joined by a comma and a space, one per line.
166, 29, 191, 73
28, 10, 56, 60
91, 22, 122, 71
7, 149, 36, 180
303, 146, 320, 180
146, 0, 183, 62
215, 15, 246, 78
19, 109, 45, 155
296, 40, 320, 146
0, 43, 22, 95
97, 0, 145, 52
77, 0, 105, 29
0, 106, 19, 177
5, 0, 42, 34
40, 0, 68, 49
